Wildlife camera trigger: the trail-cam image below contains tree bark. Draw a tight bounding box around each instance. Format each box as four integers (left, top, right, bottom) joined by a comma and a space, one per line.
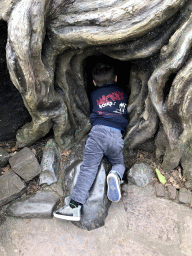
2, 0, 192, 175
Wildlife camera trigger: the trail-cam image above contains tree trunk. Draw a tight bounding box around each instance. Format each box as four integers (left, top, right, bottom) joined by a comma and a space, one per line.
1, 0, 192, 175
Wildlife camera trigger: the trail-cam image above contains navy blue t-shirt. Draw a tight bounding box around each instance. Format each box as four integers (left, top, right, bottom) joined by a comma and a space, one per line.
90, 83, 128, 132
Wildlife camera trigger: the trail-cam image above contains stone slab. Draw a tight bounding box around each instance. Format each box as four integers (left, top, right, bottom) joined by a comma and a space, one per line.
61, 137, 111, 231
8, 190, 60, 218
63, 159, 111, 231
180, 214, 192, 255
122, 185, 180, 246
0, 170, 26, 207
9, 147, 41, 182
0, 202, 126, 256
39, 139, 60, 185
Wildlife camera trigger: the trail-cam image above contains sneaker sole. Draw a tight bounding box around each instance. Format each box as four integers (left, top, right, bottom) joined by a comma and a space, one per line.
107, 173, 121, 202
53, 212, 80, 221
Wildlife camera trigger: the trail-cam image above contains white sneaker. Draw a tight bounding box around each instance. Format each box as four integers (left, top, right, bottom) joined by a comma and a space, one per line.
53, 197, 81, 221
107, 171, 121, 202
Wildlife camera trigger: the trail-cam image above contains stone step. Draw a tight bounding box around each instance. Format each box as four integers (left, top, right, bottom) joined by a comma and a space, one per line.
39, 139, 60, 186
154, 182, 192, 207
7, 190, 60, 218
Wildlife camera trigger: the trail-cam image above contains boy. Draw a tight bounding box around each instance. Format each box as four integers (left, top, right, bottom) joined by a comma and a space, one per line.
53, 62, 128, 221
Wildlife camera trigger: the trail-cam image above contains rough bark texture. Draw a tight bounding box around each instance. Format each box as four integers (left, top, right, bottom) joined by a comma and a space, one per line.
1, 0, 192, 176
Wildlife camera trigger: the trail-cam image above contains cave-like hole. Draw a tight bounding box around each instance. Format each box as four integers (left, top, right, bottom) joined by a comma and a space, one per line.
83, 54, 131, 97
0, 20, 7, 72
164, 72, 183, 136
163, 73, 176, 103
0, 20, 31, 141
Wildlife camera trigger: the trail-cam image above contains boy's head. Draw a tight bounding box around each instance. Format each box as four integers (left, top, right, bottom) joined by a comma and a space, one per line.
92, 63, 117, 87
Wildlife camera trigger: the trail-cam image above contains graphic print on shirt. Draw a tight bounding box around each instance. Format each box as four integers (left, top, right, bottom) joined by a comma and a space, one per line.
98, 101, 116, 109
113, 103, 127, 114
90, 84, 128, 132
96, 91, 124, 109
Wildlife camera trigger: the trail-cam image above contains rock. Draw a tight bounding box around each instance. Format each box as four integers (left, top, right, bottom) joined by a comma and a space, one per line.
0, 170, 26, 207
39, 139, 60, 185
62, 138, 111, 231
63, 137, 87, 171
167, 185, 177, 200
9, 147, 41, 182
7, 190, 60, 218
42, 182, 64, 198
155, 183, 165, 197
127, 162, 154, 187
178, 188, 191, 205
0, 147, 9, 167
63, 160, 111, 231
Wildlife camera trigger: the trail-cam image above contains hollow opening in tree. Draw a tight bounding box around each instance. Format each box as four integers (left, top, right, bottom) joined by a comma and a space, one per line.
83, 54, 131, 97
163, 73, 176, 103
0, 20, 31, 141
0, 20, 7, 73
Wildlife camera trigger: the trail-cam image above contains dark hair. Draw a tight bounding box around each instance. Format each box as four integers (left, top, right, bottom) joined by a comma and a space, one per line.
92, 63, 115, 87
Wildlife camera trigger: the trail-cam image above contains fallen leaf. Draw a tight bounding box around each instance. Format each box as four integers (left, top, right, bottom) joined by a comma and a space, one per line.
169, 177, 175, 183
155, 168, 166, 184
2, 166, 11, 174
172, 183, 180, 189
61, 150, 71, 156
31, 148, 36, 155
11, 146, 18, 152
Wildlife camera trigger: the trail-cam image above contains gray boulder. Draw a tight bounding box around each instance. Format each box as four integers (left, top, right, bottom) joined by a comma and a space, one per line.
8, 190, 60, 218
0, 147, 9, 167
39, 139, 60, 185
61, 138, 111, 231
9, 147, 41, 182
128, 162, 154, 187
0, 170, 26, 207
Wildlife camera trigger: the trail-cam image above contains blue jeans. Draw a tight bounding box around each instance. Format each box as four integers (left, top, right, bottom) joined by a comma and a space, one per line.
71, 125, 125, 204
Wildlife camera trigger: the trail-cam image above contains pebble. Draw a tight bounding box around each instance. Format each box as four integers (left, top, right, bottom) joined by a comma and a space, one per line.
155, 183, 165, 197
167, 185, 177, 200
127, 162, 154, 187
